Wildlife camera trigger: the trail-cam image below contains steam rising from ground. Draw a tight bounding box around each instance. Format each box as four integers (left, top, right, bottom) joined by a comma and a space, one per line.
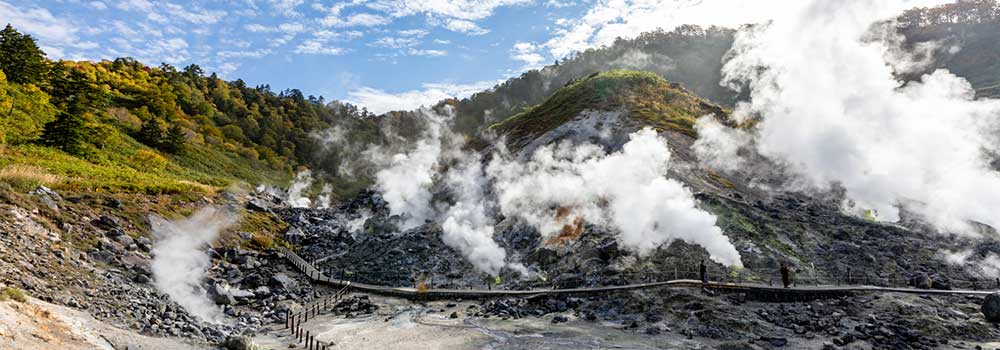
442, 153, 520, 275
490, 128, 742, 266
358, 108, 742, 273
366, 110, 448, 230
150, 207, 237, 323
700, 0, 1000, 233
287, 170, 314, 208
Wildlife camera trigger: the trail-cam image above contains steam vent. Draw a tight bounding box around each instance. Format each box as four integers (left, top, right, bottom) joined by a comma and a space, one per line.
2, 1, 1000, 349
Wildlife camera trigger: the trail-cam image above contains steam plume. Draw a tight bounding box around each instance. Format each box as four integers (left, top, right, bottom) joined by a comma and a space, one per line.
287, 170, 314, 208
489, 128, 743, 266
707, 0, 1000, 233
150, 207, 236, 323
366, 110, 448, 230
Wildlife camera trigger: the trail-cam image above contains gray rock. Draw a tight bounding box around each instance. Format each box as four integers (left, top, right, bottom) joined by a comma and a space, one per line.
208, 283, 236, 305
983, 293, 1000, 323
222, 335, 256, 350
94, 215, 120, 230
246, 199, 270, 212
29, 186, 61, 211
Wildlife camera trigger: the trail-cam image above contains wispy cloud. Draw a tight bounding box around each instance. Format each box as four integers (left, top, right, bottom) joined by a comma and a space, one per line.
346, 80, 498, 114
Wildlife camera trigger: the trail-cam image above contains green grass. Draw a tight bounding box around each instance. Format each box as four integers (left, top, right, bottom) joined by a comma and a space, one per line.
1, 287, 27, 303
0, 124, 289, 195
490, 70, 730, 146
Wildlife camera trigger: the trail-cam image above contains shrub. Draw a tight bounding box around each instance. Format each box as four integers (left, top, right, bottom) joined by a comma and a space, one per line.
250, 233, 275, 250
2, 287, 27, 302
130, 149, 167, 172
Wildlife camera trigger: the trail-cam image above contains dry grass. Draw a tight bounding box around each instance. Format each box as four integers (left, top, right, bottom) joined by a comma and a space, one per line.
0, 164, 61, 186
1, 287, 27, 303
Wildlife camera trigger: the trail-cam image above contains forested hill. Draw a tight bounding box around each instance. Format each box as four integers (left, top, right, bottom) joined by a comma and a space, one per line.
1, 0, 998, 198
0, 24, 382, 195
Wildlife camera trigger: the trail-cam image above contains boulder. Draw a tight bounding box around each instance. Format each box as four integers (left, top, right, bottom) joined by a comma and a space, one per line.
29, 186, 61, 211
93, 215, 120, 230
269, 273, 297, 293
246, 199, 270, 212
909, 273, 932, 289
983, 293, 1000, 323
207, 283, 236, 305
221, 335, 256, 350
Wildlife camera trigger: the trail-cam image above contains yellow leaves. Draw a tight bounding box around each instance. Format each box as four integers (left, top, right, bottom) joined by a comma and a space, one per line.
130, 149, 168, 172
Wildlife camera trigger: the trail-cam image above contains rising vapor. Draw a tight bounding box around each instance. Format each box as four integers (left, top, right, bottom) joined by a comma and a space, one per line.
490, 128, 743, 267
150, 207, 237, 323
703, 0, 1000, 233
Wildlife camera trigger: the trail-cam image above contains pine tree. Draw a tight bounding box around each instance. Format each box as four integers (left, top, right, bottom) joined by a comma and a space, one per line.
40, 110, 87, 155
137, 118, 163, 148
162, 123, 186, 154
0, 24, 48, 84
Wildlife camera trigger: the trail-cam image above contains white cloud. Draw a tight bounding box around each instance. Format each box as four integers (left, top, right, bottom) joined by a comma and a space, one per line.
408, 48, 447, 56
0, 1, 81, 57
115, 0, 153, 12
294, 39, 347, 55
89, 1, 108, 10
162, 3, 227, 24
398, 28, 429, 37
321, 12, 391, 27
366, 0, 530, 21
244, 22, 306, 33
269, 0, 304, 17
370, 36, 420, 48
314, 30, 364, 41
217, 48, 273, 58
347, 80, 498, 114
510, 41, 545, 67
441, 19, 489, 35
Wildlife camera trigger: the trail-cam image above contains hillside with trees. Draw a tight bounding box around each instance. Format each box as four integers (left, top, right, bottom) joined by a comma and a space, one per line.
0, 24, 380, 195
1, 0, 998, 198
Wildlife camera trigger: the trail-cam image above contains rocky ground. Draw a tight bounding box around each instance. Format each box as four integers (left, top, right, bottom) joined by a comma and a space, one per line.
0, 185, 324, 349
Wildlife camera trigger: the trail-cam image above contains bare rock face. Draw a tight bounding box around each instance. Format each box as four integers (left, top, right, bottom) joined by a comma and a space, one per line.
983, 293, 1000, 323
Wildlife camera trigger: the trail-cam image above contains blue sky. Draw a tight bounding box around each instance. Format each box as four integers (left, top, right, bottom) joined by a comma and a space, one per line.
1, 0, 948, 113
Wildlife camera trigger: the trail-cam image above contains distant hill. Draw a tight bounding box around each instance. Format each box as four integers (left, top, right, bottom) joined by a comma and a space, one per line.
490, 70, 728, 151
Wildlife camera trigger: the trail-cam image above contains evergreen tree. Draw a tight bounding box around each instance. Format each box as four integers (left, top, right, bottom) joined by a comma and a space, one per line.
40, 109, 87, 155
162, 123, 186, 154
0, 24, 48, 84
137, 118, 163, 148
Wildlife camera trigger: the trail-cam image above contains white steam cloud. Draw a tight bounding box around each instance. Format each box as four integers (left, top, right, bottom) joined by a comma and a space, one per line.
287, 170, 314, 208
442, 153, 519, 275
366, 111, 447, 230
150, 207, 236, 323
702, 0, 1000, 233
489, 128, 742, 267
361, 110, 742, 272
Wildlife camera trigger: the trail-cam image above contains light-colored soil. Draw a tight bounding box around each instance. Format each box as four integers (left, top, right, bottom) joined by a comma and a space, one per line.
0, 296, 208, 350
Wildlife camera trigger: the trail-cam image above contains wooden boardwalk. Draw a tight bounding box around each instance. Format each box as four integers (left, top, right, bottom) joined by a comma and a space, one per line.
280, 248, 997, 300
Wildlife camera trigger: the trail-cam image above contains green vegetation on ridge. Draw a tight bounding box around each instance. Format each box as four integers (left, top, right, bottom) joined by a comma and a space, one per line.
491, 70, 728, 147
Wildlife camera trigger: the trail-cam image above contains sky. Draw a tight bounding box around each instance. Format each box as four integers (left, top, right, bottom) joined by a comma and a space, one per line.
2, 0, 952, 114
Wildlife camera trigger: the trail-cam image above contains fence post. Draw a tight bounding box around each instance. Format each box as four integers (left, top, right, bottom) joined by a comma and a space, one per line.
306, 332, 311, 350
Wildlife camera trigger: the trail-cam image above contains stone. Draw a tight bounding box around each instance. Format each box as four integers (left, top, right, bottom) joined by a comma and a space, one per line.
450, 311, 459, 319
247, 199, 270, 212
222, 335, 256, 350
94, 215, 120, 230
909, 273, 932, 289
982, 293, 1000, 323
208, 283, 236, 305
29, 186, 61, 211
